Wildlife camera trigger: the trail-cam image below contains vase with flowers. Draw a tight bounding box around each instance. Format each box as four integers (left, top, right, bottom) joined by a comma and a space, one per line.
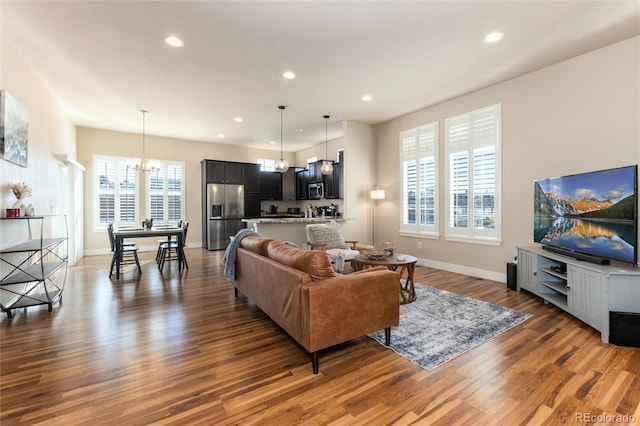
9, 182, 32, 216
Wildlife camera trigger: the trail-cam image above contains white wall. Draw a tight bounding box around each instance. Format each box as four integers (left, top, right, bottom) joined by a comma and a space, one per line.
374, 36, 640, 280
77, 127, 299, 253
0, 40, 79, 262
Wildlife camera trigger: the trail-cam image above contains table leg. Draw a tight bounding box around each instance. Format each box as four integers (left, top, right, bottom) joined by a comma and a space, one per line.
115, 236, 122, 280
178, 234, 183, 272
400, 263, 416, 304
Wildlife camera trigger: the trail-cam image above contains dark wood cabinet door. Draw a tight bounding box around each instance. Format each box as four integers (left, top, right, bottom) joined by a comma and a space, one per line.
206, 161, 243, 184
243, 164, 261, 193
244, 193, 262, 218
282, 168, 298, 201
206, 162, 226, 183
259, 172, 282, 200
224, 163, 243, 184
296, 169, 309, 200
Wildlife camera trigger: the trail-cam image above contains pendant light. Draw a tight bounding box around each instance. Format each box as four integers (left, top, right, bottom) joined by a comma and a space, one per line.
274, 105, 289, 173
128, 109, 159, 174
321, 115, 334, 175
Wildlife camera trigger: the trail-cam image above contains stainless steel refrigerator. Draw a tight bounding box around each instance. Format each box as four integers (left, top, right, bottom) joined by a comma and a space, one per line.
207, 183, 245, 250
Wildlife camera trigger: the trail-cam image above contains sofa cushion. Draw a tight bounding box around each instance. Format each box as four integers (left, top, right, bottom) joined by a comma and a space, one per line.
240, 236, 274, 257
268, 241, 338, 281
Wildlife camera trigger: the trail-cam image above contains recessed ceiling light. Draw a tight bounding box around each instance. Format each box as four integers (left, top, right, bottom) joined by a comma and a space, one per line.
165, 36, 184, 47
283, 71, 296, 79
217, 134, 225, 138
234, 117, 243, 123
362, 94, 373, 102
297, 129, 304, 132
269, 140, 277, 145
484, 32, 504, 43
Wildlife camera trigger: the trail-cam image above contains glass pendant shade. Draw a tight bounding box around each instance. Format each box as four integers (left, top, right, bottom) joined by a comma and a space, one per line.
321, 160, 333, 175
321, 114, 333, 175
274, 158, 289, 172
274, 105, 289, 173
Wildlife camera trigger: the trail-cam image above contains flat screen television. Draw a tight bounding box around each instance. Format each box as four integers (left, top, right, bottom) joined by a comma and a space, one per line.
533, 165, 638, 265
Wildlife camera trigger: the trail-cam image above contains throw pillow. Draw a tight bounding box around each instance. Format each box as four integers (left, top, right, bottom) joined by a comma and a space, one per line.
307, 224, 348, 250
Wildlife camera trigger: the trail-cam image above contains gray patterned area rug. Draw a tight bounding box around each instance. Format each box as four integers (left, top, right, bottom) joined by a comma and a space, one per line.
369, 284, 532, 371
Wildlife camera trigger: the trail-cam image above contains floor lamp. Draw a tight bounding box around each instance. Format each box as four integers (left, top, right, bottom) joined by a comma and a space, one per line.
370, 186, 385, 247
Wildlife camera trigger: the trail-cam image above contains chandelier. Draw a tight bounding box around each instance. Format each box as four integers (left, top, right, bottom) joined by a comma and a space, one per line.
128, 109, 159, 173
274, 105, 290, 173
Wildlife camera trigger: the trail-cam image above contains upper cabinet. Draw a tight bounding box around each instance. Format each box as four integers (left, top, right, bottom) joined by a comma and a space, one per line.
259, 172, 282, 201
324, 162, 343, 199
282, 168, 301, 201
205, 161, 243, 184
243, 164, 261, 194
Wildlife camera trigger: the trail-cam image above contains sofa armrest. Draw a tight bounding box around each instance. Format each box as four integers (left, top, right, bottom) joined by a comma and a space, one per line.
302, 269, 400, 352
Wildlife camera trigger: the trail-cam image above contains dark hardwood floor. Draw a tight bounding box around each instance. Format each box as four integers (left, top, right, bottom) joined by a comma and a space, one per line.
1, 248, 639, 425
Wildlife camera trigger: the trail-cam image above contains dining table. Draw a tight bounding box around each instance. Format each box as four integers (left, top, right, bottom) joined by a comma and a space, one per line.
112, 225, 186, 279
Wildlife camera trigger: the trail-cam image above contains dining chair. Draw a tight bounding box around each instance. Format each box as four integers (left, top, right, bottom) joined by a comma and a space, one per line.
107, 223, 142, 278
158, 221, 189, 271
305, 221, 360, 272
155, 220, 183, 265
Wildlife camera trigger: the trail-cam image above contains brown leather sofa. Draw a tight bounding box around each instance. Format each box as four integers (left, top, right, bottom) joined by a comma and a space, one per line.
232, 236, 400, 374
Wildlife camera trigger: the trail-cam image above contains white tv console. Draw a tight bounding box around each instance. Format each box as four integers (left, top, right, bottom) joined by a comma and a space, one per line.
517, 246, 640, 343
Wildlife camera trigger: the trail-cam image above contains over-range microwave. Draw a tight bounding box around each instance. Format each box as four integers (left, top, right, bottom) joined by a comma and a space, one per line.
308, 182, 324, 199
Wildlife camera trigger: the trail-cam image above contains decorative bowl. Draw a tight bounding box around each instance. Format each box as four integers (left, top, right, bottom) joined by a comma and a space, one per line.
363, 250, 387, 260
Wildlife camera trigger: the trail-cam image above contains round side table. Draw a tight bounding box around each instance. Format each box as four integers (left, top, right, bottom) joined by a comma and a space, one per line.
352, 254, 417, 304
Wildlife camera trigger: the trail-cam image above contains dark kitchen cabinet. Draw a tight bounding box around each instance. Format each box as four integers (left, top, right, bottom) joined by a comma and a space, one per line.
244, 193, 262, 218
260, 172, 282, 200
243, 164, 261, 194
296, 168, 310, 200
324, 162, 343, 199
282, 168, 301, 201
206, 161, 243, 184
308, 161, 324, 183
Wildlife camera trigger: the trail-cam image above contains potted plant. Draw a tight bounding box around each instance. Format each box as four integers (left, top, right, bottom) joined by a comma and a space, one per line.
142, 218, 153, 229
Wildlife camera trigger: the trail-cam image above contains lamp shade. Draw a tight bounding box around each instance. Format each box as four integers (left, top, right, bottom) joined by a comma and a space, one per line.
370, 188, 385, 200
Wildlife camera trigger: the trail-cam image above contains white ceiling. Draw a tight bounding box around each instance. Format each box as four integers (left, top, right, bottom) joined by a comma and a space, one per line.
2, 1, 639, 152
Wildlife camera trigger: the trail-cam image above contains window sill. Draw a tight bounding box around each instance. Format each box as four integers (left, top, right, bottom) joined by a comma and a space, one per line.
399, 231, 439, 240
444, 235, 502, 246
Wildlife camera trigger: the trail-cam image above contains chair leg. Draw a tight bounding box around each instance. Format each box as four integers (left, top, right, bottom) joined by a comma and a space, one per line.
312, 351, 319, 374
385, 327, 391, 346
133, 251, 142, 274
109, 254, 116, 278
181, 251, 189, 269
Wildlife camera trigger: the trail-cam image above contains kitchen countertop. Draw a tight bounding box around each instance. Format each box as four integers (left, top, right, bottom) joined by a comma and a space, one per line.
243, 216, 349, 224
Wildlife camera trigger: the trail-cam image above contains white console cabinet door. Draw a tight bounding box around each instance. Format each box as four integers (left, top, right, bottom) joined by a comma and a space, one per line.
517, 248, 538, 292
567, 265, 604, 331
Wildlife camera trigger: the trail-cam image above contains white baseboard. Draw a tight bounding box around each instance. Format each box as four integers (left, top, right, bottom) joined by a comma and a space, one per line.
416, 256, 506, 284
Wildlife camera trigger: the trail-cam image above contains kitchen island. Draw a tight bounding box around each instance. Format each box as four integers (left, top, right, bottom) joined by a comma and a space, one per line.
242, 217, 352, 249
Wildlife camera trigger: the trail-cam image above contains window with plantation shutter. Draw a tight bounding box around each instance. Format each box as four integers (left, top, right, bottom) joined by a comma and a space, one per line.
445, 104, 501, 244
146, 161, 185, 224
94, 156, 185, 230
400, 122, 438, 236
94, 156, 139, 227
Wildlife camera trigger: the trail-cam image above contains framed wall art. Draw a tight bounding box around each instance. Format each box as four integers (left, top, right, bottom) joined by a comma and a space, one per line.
0, 90, 29, 167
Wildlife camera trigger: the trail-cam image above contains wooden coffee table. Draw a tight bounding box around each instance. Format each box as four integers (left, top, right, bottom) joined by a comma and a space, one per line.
353, 253, 417, 304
